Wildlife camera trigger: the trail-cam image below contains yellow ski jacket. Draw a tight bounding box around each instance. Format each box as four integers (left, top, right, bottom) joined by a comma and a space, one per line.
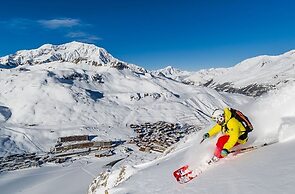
208, 107, 248, 150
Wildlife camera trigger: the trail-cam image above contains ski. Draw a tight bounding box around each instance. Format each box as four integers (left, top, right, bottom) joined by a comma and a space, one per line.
230, 139, 278, 155
173, 140, 278, 184
173, 159, 217, 184
173, 165, 194, 184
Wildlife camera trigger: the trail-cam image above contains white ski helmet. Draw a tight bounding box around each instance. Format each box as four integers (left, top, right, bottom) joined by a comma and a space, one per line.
212, 109, 225, 124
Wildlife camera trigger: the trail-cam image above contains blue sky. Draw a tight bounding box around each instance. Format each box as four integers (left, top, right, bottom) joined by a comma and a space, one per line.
0, 0, 295, 70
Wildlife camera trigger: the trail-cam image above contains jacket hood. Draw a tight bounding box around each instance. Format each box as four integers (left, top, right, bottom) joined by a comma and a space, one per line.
223, 107, 232, 124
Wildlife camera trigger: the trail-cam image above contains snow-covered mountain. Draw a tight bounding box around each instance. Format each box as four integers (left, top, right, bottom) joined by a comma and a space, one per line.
152, 66, 190, 81
0, 41, 146, 73
1, 42, 295, 194
1, 42, 244, 156
155, 51, 295, 96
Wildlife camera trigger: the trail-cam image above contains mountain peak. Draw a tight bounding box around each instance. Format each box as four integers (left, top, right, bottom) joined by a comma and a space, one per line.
155, 65, 183, 76
37, 41, 95, 50
0, 42, 147, 73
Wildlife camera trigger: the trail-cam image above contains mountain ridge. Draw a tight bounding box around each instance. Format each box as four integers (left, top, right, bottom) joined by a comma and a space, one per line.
0, 41, 147, 74
1, 41, 295, 98
155, 50, 295, 96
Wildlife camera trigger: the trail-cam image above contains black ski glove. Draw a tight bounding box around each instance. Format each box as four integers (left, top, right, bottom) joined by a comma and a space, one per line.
203, 133, 209, 139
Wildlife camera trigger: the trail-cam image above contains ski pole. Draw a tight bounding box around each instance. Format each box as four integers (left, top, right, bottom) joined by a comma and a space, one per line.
195, 108, 211, 119
200, 138, 205, 144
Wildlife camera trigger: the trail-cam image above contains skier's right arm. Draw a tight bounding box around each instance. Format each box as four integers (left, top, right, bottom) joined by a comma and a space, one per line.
202, 125, 221, 143
208, 124, 222, 137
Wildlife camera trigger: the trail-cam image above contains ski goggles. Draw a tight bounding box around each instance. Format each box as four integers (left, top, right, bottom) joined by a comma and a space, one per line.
212, 115, 225, 124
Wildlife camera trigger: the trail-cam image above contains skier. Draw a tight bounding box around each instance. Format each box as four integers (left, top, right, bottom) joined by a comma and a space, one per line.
202, 108, 252, 162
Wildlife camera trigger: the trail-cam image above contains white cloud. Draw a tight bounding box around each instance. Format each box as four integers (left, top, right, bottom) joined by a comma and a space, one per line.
38, 18, 80, 29
78, 36, 102, 43
66, 31, 102, 43
66, 31, 87, 38
1, 17, 101, 43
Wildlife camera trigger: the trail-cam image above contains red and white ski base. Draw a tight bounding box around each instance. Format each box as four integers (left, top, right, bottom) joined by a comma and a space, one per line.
173, 164, 205, 184
173, 165, 194, 184
173, 155, 241, 184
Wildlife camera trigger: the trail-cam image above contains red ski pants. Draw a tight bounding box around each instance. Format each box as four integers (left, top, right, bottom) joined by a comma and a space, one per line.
214, 135, 239, 158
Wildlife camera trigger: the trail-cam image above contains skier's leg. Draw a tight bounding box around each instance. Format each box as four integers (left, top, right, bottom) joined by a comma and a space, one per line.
214, 135, 230, 158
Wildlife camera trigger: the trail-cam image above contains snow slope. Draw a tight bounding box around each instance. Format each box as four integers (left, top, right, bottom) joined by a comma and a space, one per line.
89, 83, 295, 194
0, 60, 245, 157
